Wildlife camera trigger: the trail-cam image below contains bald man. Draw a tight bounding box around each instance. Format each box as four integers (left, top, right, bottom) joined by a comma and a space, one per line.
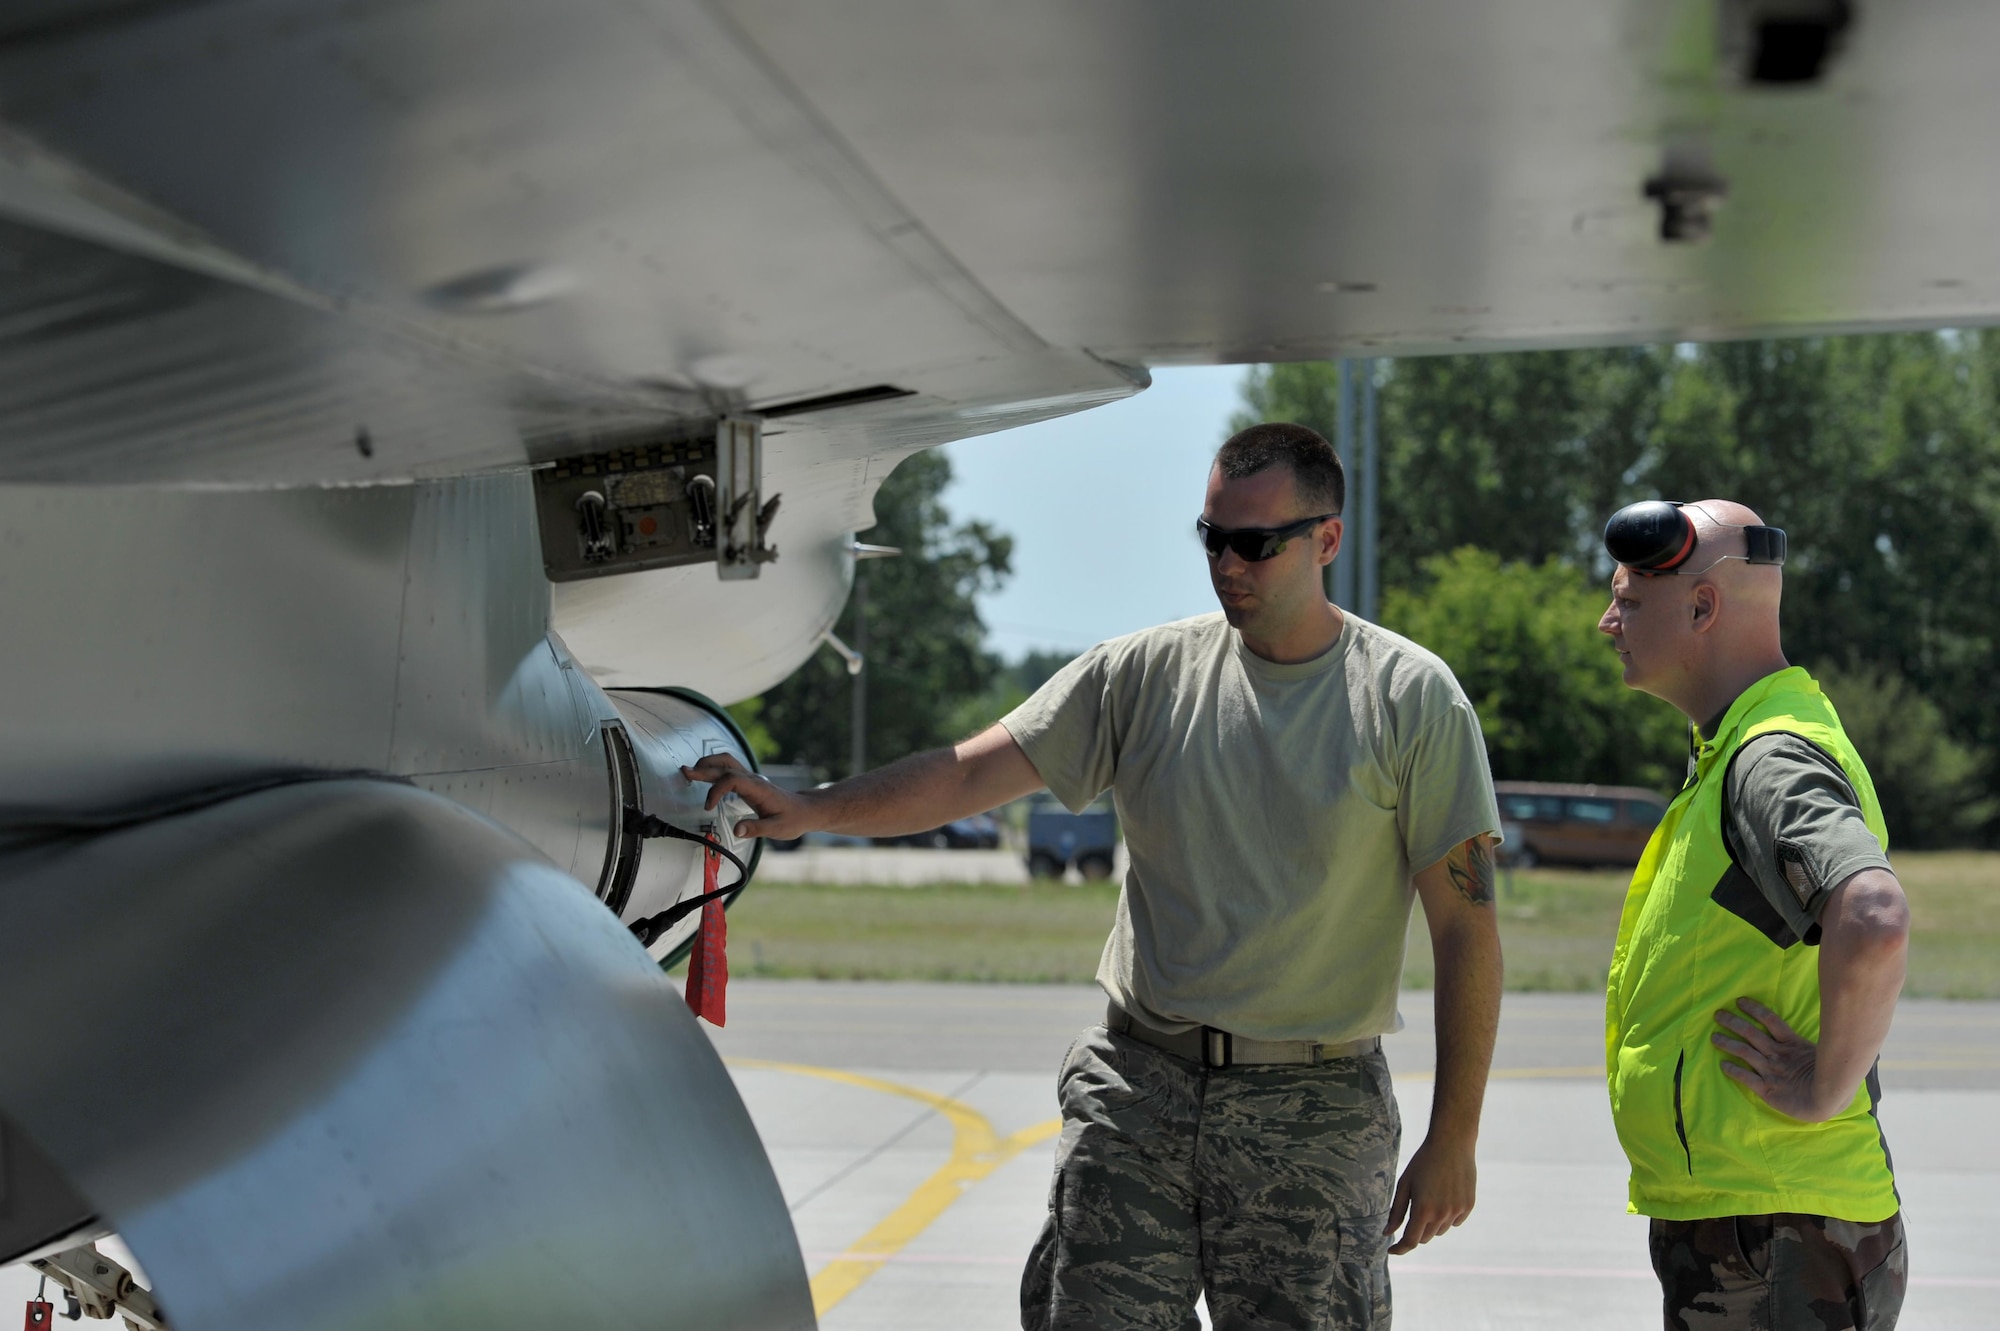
1598, 500, 1910, 1331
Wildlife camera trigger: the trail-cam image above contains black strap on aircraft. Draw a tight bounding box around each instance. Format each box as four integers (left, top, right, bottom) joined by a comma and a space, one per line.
0, 768, 411, 846
622, 808, 751, 945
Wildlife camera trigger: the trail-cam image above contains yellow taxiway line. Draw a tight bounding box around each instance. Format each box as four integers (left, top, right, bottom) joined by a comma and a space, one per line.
736, 1050, 2000, 1316
726, 1059, 1062, 1317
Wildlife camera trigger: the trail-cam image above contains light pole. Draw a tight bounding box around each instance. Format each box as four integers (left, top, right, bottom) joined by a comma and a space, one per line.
1329, 360, 1356, 609
850, 561, 867, 780
837, 540, 900, 780
1358, 358, 1379, 622
1324, 357, 1380, 618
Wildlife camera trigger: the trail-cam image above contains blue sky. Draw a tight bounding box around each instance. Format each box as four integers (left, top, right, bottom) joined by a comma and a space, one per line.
941, 366, 1251, 660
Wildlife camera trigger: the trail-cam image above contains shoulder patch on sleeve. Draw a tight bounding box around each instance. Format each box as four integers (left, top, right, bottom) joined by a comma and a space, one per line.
1776, 840, 1818, 911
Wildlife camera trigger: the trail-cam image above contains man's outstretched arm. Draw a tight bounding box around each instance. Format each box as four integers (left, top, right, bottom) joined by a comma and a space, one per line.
1387, 834, 1503, 1255
683, 723, 1047, 841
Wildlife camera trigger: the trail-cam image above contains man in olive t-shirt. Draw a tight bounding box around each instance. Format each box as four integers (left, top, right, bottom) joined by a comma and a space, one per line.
1002, 602, 1499, 1049
689, 422, 1505, 1331
1598, 499, 1911, 1329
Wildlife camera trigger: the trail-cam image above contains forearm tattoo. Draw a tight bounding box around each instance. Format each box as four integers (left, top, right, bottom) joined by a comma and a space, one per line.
1445, 836, 1495, 906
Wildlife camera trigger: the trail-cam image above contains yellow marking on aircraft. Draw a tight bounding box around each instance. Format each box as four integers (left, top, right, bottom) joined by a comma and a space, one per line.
727, 1058, 1062, 1317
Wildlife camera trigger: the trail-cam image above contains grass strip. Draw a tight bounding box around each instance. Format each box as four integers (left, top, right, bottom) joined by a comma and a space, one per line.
682, 853, 2000, 998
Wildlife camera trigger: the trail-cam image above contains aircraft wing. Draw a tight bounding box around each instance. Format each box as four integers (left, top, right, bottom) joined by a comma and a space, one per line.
6, 1, 1991, 687
5, 0, 1994, 683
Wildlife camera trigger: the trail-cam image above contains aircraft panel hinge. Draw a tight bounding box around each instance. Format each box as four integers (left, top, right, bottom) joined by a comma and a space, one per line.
533, 418, 780, 583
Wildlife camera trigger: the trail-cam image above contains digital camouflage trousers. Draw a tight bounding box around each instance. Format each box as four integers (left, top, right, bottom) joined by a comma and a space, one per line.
1020, 1025, 1401, 1331
1649, 1211, 1908, 1331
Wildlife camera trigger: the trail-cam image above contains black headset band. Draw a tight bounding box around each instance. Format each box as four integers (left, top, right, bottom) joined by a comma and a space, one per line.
1741, 524, 1787, 566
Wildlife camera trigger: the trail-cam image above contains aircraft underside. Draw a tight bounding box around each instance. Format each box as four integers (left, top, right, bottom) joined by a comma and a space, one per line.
1, 1, 1994, 1327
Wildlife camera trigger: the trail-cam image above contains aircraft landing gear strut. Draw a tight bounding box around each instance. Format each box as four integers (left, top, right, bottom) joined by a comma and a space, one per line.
30, 1244, 166, 1330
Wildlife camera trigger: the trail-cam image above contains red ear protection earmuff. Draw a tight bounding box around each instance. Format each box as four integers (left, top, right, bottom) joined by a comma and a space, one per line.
1603, 501, 1787, 575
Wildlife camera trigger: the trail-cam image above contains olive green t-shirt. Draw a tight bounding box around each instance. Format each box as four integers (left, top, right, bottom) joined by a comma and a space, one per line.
1001, 611, 1501, 1044
1724, 732, 1894, 943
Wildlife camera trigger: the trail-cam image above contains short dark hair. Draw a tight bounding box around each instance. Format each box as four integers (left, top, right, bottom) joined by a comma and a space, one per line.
1214, 422, 1345, 516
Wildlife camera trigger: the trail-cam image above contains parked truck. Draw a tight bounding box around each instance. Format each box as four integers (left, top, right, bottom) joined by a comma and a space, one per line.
1026, 796, 1118, 881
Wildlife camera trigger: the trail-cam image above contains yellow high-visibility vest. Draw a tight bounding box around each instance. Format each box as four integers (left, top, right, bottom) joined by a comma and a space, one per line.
1605, 666, 1899, 1222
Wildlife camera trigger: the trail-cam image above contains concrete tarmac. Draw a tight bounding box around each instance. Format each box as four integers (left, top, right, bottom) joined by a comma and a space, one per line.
709, 981, 2000, 1330
4, 984, 1992, 1328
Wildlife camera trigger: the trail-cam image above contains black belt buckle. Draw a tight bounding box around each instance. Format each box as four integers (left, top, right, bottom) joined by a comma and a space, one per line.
1202, 1027, 1232, 1069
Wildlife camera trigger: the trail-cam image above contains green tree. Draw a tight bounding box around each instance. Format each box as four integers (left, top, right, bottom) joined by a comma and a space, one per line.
1811, 661, 1994, 849
1641, 336, 2000, 817
1237, 333, 2000, 842
941, 648, 1080, 743
723, 695, 778, 762
1235, 351, 1665, 587
754, 450, 1013, 775
1382, 548, 1685, 791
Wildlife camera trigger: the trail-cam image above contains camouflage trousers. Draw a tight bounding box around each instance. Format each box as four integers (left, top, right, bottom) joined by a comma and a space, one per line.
1649, 1212, 1908, 1331
1020, 1025, 1400, 1331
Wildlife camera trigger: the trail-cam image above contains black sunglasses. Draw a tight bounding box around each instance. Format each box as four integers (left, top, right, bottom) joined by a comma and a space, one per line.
1195, 513, 1337, 562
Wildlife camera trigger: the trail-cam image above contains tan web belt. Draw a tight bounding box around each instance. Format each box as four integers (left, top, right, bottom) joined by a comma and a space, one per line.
1107, 1001, 1381, 1069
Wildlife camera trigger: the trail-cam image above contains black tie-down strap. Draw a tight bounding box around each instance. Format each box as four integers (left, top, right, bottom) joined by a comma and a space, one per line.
623, 809, 752, 945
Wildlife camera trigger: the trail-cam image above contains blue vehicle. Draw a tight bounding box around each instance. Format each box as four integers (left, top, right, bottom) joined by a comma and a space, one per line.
1027, 796, 1118, 881
875, 812, 1002, 849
